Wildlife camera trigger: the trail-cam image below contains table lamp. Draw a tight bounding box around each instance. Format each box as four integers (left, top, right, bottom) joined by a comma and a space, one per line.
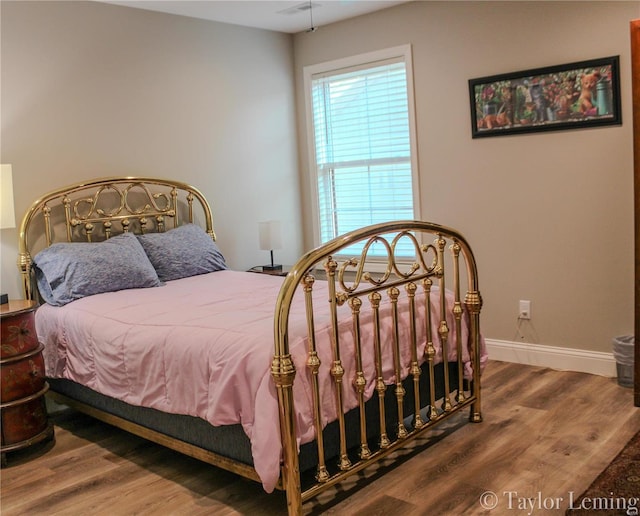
1, 164, 16, 305
259, 220, 282, 271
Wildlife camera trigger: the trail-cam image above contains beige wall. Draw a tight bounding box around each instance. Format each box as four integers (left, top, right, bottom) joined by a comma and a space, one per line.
1, 0, 637, 356
0, 0, 302, 298
293, 1, 639, 353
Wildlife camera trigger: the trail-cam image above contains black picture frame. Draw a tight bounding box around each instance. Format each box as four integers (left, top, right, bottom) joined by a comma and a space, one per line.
469, 56, 621, 138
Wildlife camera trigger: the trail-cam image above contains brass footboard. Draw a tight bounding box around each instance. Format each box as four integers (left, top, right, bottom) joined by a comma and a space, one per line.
272, 221, 482, 514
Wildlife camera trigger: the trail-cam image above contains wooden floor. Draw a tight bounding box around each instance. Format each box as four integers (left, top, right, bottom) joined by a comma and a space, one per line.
2, 360, 639, 515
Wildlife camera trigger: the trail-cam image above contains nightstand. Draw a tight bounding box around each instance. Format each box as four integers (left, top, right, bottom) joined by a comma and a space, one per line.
1, 300, 54, 465
249, 266, 291, 277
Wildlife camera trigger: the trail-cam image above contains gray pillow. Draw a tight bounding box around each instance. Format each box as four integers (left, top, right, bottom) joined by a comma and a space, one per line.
33, 232, 161, 306
137, 224, 227, 282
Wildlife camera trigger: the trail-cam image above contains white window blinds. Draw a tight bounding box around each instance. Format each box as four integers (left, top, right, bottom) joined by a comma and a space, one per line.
308, 51, 418, 257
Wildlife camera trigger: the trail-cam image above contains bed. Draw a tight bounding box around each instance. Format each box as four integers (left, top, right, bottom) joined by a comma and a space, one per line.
18, 177, 486, 514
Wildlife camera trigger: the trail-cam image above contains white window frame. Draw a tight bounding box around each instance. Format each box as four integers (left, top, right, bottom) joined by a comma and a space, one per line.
303, 44, 421, 255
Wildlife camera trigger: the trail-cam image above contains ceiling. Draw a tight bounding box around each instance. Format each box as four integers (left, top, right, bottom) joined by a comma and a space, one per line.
98, 1, 411, 34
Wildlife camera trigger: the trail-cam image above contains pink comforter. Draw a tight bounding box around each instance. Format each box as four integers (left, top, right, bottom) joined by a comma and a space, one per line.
36, 270, 486, 492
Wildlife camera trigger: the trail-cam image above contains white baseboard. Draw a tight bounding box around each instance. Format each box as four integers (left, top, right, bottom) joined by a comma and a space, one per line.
485, 338, 617, 377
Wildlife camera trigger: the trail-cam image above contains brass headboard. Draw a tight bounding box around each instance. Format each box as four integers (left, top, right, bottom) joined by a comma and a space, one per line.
18, 176, 216, 301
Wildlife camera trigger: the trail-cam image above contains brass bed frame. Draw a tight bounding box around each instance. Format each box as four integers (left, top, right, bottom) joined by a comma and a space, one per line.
18, 177, 483, 515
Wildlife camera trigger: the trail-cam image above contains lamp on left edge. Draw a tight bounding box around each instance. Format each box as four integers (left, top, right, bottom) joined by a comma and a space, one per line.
1, 164, 16, 305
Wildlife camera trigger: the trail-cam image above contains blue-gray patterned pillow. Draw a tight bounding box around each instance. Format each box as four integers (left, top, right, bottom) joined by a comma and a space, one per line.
137, 224, 227, 282
33, 232, 161, 306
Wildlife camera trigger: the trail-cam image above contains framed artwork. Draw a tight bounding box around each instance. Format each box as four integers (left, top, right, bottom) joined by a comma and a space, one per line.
469, 56, 621, 138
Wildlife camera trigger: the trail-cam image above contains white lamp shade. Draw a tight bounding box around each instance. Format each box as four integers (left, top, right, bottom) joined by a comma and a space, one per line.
258, 220, 282, 251
0, 164, 16, 230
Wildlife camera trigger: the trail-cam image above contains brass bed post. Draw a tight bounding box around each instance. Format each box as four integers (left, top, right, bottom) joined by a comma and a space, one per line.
369, 291, 391, 448
388, 286, 408, 439
325, 257, 351, 471
423, 277, 438, 421
465, 288, 483, 423
349, 296, 372, 460
17, 201, 46, 301
457, 235, 483, 423
175, 188, 182, 227
436, 234, 452, 412
273, 262, 307, 515
451, 241, 466, 404
62, 196, 72, 241
302, 274, 330, 483
271, 349, 300, 515
406, 281, 425, 430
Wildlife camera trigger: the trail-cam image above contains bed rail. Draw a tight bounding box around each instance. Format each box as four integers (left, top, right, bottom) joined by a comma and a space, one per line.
272, 221, 482, 514
18, 176, 215, 301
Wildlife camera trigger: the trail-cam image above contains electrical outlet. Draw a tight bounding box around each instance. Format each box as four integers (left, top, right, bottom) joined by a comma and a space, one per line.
519, 300, 531, 320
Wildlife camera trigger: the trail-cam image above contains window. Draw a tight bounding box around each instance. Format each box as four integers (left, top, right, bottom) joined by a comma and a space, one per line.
304, 45, 420, 257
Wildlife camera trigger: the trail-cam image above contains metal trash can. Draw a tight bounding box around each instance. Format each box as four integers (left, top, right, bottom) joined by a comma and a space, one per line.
612, 335, 635, 388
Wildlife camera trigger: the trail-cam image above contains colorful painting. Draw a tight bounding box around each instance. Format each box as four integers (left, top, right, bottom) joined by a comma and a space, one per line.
469, 56, 621, 138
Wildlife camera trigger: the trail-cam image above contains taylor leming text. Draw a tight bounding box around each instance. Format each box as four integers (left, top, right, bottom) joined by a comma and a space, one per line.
479, 490, 639, 515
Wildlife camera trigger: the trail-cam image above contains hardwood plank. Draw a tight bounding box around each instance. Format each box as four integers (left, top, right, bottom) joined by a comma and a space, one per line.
1, 361, 638, 515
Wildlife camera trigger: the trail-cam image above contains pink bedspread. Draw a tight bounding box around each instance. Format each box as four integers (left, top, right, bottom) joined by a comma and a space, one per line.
36, 269, 486, 492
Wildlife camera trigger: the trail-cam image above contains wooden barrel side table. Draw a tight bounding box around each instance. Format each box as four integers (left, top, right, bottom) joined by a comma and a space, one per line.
1, 300, 54, 465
